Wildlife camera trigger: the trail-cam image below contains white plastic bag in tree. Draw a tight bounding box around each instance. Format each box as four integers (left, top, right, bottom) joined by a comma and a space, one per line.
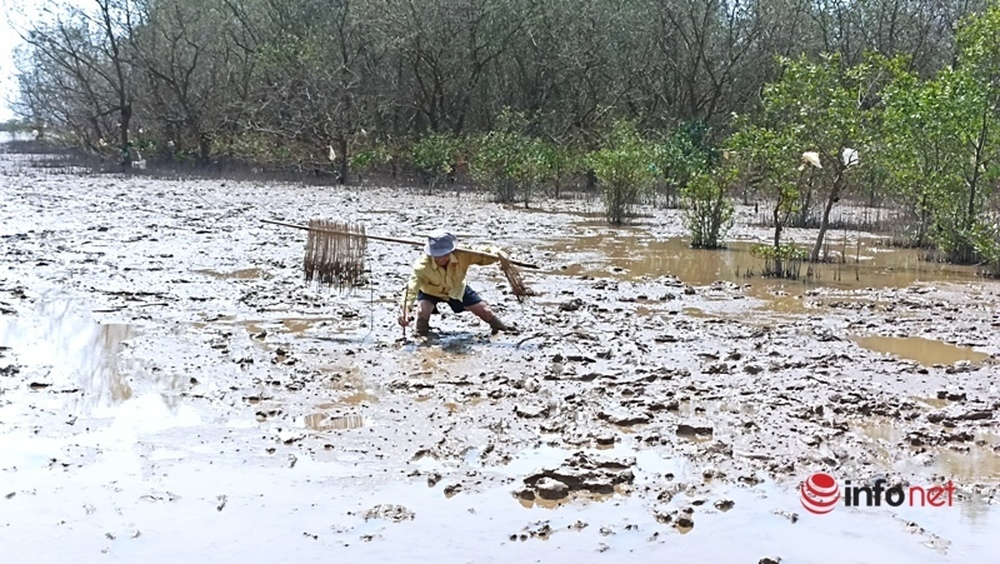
842, 147, 859, 167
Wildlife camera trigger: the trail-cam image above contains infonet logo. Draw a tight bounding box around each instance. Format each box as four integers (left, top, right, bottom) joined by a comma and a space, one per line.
800, 472, 956, 514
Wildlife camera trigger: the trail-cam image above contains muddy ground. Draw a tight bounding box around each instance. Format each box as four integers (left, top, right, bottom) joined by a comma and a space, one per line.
2, 143, 999, 563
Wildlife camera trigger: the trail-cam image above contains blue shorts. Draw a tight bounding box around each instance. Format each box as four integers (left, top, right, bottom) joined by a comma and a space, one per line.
417, 286, 482, 313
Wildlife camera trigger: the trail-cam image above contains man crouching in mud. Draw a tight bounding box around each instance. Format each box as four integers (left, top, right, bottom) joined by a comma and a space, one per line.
398, 229, 519, 336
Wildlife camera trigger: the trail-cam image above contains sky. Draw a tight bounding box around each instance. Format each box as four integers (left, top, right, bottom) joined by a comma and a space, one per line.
0, 14, 21, 122
0, 2, 36, 122
0, 1, 83, 122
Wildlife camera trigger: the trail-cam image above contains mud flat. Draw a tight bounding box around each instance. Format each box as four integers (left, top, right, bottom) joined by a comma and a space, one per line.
2, 145, 999, 562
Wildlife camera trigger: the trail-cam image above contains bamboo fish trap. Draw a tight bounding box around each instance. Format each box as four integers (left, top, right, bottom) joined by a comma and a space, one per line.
261, 218, 538, 301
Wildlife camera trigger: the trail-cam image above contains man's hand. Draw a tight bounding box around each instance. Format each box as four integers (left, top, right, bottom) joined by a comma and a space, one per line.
398, 314, 411, 327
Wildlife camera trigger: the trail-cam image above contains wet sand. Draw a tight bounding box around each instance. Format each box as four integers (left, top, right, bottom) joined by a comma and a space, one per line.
2, 146, 1000, 562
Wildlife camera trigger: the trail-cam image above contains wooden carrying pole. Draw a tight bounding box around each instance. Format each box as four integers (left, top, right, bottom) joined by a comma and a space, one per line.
261, 218, 539, 269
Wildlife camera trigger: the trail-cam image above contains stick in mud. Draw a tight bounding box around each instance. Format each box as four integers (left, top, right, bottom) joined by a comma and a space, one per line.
402, 285, 409, 341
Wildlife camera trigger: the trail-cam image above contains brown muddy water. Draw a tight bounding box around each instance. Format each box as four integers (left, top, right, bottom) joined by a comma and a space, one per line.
3, 146, 1000, 562
851, 336, 992, 367
542, 233, 983, 290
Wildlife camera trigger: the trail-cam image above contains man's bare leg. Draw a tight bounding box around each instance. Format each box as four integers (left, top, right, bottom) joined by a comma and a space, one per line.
466, 302, 518, 334
415, 300, 435, 336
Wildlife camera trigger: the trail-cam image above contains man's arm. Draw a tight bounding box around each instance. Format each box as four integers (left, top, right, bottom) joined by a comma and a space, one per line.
463, 245, 504, 266
400, 269, 422, 312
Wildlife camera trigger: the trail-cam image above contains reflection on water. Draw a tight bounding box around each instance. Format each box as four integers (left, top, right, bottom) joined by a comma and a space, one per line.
855, 419, 907, 463
304, 413, 365, 430
0, 299, 137, 408
858, 419, 1000, 482
935, 448, 1000, 482
543, 233, 985, 291
852, 335, 991, 367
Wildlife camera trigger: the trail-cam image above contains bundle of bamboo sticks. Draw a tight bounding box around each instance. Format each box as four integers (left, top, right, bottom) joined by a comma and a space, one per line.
303, 219, 368, 288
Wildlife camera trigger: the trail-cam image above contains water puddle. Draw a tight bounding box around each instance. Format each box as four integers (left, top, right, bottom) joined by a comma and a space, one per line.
412, 347, 460, 371
333, 442, 1000, 561
934, 448, 1000, 482
321, 365, 380, 404
198, 315, 358, 339
396, 336, 485, 377
331, 390, 378, 405
851, 335, 991, 367
681, 307, 715, 318
542, 232, 986, 292
855, 419, 907, 460
0, 298, 138, 407
281, 317, 341, 334
195, 267, 264, 279
4, 438, 997, 562
913, 396, 954, 409
857, 419, 1000, 481
500, 205, 606, 218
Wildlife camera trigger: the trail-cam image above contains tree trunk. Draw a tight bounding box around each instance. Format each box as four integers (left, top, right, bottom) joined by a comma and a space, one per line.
810, 173, 844, 262
338, 137, 349, 184
198, 133, 211, 165
772, 201, 785, 276
916, 192, 929, 248
773, 203, 782, 251
796, 185, 812, 227
119, 103, 132, 168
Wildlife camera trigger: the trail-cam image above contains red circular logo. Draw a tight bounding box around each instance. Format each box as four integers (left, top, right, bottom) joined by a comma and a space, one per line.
800, 472, 840, 514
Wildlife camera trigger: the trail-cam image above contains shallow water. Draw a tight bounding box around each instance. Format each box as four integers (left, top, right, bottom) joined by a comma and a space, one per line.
2, 428, 997, 563
194, 267, 265, 280
851, 335, 992, 367
0, 297, 140, 408
543, 233, 985, 291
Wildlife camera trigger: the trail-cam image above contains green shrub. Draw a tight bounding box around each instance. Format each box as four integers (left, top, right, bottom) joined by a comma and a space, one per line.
412, 132, 463, 192
470, 109, 541, 204
586, 120, 658, 224
682, 168, 735, 249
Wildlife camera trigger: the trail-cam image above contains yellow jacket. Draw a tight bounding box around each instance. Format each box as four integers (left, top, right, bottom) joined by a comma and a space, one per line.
401, 246, 501, 310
